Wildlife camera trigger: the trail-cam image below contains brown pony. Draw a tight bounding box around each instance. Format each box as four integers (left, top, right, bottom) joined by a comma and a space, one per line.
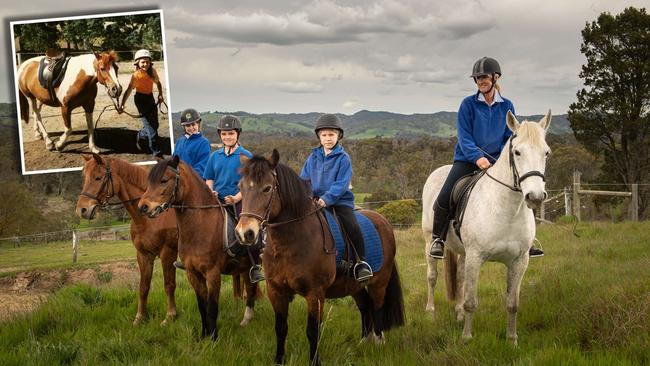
236, 150, 405, 366
18, 52, 122, 154
137, 155, 261, 339
76, 154, 177, 325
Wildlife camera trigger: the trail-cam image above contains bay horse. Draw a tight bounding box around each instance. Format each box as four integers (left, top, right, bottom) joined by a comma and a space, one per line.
137, 155, 261, 340
76, 153, 178, 325
17, 51, 122, 154
422, 111, 551, 345
236, 150, 405, 365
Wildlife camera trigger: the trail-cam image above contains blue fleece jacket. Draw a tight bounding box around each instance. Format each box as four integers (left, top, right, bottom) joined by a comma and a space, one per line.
173, 132, 211, 177
300, 144, 355, 208
454, 91, 515, 164
203, 145, 252, 200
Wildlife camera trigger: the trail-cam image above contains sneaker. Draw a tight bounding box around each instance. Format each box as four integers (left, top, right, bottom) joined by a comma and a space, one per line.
249, 264, 265, 283
136, 135, 143, 151
529, 246, 544, 258
428, 238, 445, 259
173, 261, 185, 270
354, 261, 373, 282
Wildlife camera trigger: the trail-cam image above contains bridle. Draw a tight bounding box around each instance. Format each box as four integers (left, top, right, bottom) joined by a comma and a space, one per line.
483, 134, 546, 192
239, 170, 279, 229
79, 161, 140, 208
154, 165, 182, 214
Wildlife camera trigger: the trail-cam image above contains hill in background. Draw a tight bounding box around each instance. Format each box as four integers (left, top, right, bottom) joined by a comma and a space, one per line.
172, 109, 571, 140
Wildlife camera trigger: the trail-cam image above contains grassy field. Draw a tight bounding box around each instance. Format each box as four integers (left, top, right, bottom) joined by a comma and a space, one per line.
1, 222, 649, 365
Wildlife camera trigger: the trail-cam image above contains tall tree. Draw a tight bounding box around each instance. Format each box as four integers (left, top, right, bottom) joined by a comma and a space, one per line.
568, 7, 650, 214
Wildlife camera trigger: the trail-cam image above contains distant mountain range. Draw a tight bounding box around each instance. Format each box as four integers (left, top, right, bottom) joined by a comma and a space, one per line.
172, 109, 572, 139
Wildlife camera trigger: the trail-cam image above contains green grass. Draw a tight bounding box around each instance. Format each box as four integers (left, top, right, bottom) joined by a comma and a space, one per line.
0, 240, 135, 277
1, 222, 649, 365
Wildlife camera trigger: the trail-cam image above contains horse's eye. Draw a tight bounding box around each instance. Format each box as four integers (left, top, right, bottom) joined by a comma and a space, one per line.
161, 178, 169, 183
514, 150, 521, 156
263, 185, 272, 193
95, 176, 101, 181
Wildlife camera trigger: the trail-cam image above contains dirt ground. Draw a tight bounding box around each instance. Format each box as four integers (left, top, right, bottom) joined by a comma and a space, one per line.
19, 61, 174, 173
0, 261, 139, 322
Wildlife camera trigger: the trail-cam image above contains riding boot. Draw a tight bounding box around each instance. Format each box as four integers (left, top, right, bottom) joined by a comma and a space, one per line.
247, 246, 265, 284
429, 202, 451, 259
149, 133, 163, 158
529, 239, 544, 258
352, 240, 373, 282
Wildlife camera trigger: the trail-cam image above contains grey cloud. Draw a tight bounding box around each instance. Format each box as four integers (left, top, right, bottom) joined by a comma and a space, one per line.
272, 81, 324, 93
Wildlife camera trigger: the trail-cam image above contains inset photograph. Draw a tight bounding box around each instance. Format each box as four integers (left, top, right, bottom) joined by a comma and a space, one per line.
11, 10, 172, 174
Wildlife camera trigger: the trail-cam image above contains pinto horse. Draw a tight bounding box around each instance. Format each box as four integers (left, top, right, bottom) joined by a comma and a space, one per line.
422, 111, 551, 345
138, 156, 261, 339
18, 51, 122, 154
236, 150, 405, 366
75, 154, 178, 325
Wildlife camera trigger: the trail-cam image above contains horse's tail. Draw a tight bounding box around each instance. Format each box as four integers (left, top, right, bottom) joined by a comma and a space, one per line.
444, 250, 458, 301
19, 89, 29, 124
381, 262, 406, 331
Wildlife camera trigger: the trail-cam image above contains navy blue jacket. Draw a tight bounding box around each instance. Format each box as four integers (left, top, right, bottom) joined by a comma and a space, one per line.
300, 144, 355, 208
454, 91, 515, 163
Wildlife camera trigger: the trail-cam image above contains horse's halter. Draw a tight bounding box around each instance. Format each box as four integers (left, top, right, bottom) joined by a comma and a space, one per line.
155, 165, 181, 213
484, 134, 546, 193
79, 162, 115, 207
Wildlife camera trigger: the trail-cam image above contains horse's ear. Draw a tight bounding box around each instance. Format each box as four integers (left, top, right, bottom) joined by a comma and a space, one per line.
93, 51, 100, 60
506, 110, 520, 133
270, 149, 280, 169
92, 153, 104, 165
539, 109, 552, 132
170, 155, 180, 169
240, 153, 250, 166
81, 153, 92, 162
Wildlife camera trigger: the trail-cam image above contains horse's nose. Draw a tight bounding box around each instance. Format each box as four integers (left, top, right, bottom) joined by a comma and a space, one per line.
79, 207, 87, 216
244, 229, 256, 245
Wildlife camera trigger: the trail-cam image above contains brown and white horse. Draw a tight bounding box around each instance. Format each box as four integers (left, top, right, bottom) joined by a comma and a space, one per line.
17, 51, 122, 154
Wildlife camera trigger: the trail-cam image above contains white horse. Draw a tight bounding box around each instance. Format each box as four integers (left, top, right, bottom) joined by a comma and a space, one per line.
422, 110, 551, 345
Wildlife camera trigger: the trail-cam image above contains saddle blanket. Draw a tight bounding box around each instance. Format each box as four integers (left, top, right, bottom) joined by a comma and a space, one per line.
323, 209, 384, 272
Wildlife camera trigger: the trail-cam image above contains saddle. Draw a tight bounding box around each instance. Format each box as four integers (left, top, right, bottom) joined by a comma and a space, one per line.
448, 170, 485, 241
38, 48, 71, 103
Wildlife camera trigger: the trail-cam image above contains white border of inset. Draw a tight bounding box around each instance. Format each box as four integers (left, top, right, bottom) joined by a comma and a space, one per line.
11, 9, 173, 175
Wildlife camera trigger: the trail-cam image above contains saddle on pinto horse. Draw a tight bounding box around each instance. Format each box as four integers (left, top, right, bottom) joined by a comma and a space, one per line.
448, 170, 485, 241
37, 49, 71, 103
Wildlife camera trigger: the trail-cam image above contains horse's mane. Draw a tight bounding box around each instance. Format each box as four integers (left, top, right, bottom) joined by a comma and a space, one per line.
105, 158, 148, 190
514, 121, 545, 148
242, 155, 313, 218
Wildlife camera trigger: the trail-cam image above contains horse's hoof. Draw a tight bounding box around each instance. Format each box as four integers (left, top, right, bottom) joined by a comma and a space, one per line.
46, 142, 55, 150
239, 318, 251, 326
55, 142, 65, 151
373, 333, 386, 345
90, 147, 100, 154
425, 303, 435, 313
132, 315, 144, 325
461, 335, 473, 344
508, 336, 518, 346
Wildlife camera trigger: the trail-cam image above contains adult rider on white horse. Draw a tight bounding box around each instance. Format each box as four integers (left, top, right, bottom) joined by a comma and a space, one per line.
428, 57, 544, 259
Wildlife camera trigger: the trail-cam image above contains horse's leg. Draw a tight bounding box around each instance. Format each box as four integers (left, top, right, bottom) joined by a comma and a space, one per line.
55, 105, 73, 151
506, 256, 529, 346
133, 250, 155, 325
455, 254, 466, 321
305, 290, 325, 366
239, 273, 257, 326
461, 253, 482, 342
30, 98, 53, 149
159, 244, 178, 325
268, 286, 289, 364
186, 270, 209, 337
352, 290, 373, 342
205, 268, 222, 340
83, 102, 99, 154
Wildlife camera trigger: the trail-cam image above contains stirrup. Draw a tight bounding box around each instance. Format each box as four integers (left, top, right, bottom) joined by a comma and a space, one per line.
173, 260, 186, 270
529, 246, 544, 258
353, 261, 373, 282
428, 238, 445, 259
249, 264, 265, 283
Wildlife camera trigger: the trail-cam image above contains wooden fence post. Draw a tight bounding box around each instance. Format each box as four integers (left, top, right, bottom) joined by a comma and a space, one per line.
564, 187, 572, 217
630, 183, 639, 221
572, 170, 581, 221
72, 231, 78, 263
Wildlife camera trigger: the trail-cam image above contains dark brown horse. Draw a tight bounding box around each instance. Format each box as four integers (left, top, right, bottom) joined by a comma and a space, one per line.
236, 150, 405, 365
18, 51, 122, 154
137, 155, 261, 339
75, 154, 177, 325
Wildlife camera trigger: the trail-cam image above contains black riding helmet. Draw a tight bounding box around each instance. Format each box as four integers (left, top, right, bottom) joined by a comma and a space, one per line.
470, 57, 501, 78
314, 113, 344, 139
217, 115, 242, 134
180, 108, 201, 126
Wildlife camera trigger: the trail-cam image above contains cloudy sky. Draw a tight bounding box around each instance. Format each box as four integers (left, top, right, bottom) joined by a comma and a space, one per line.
2, 0, 648, 115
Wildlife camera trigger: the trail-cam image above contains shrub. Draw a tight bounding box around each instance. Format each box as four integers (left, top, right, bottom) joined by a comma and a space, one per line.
364, 189, 399, 210
377, 199, 419, 226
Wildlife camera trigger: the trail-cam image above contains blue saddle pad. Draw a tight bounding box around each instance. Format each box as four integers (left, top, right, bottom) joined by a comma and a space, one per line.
323, 209, 383, 272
